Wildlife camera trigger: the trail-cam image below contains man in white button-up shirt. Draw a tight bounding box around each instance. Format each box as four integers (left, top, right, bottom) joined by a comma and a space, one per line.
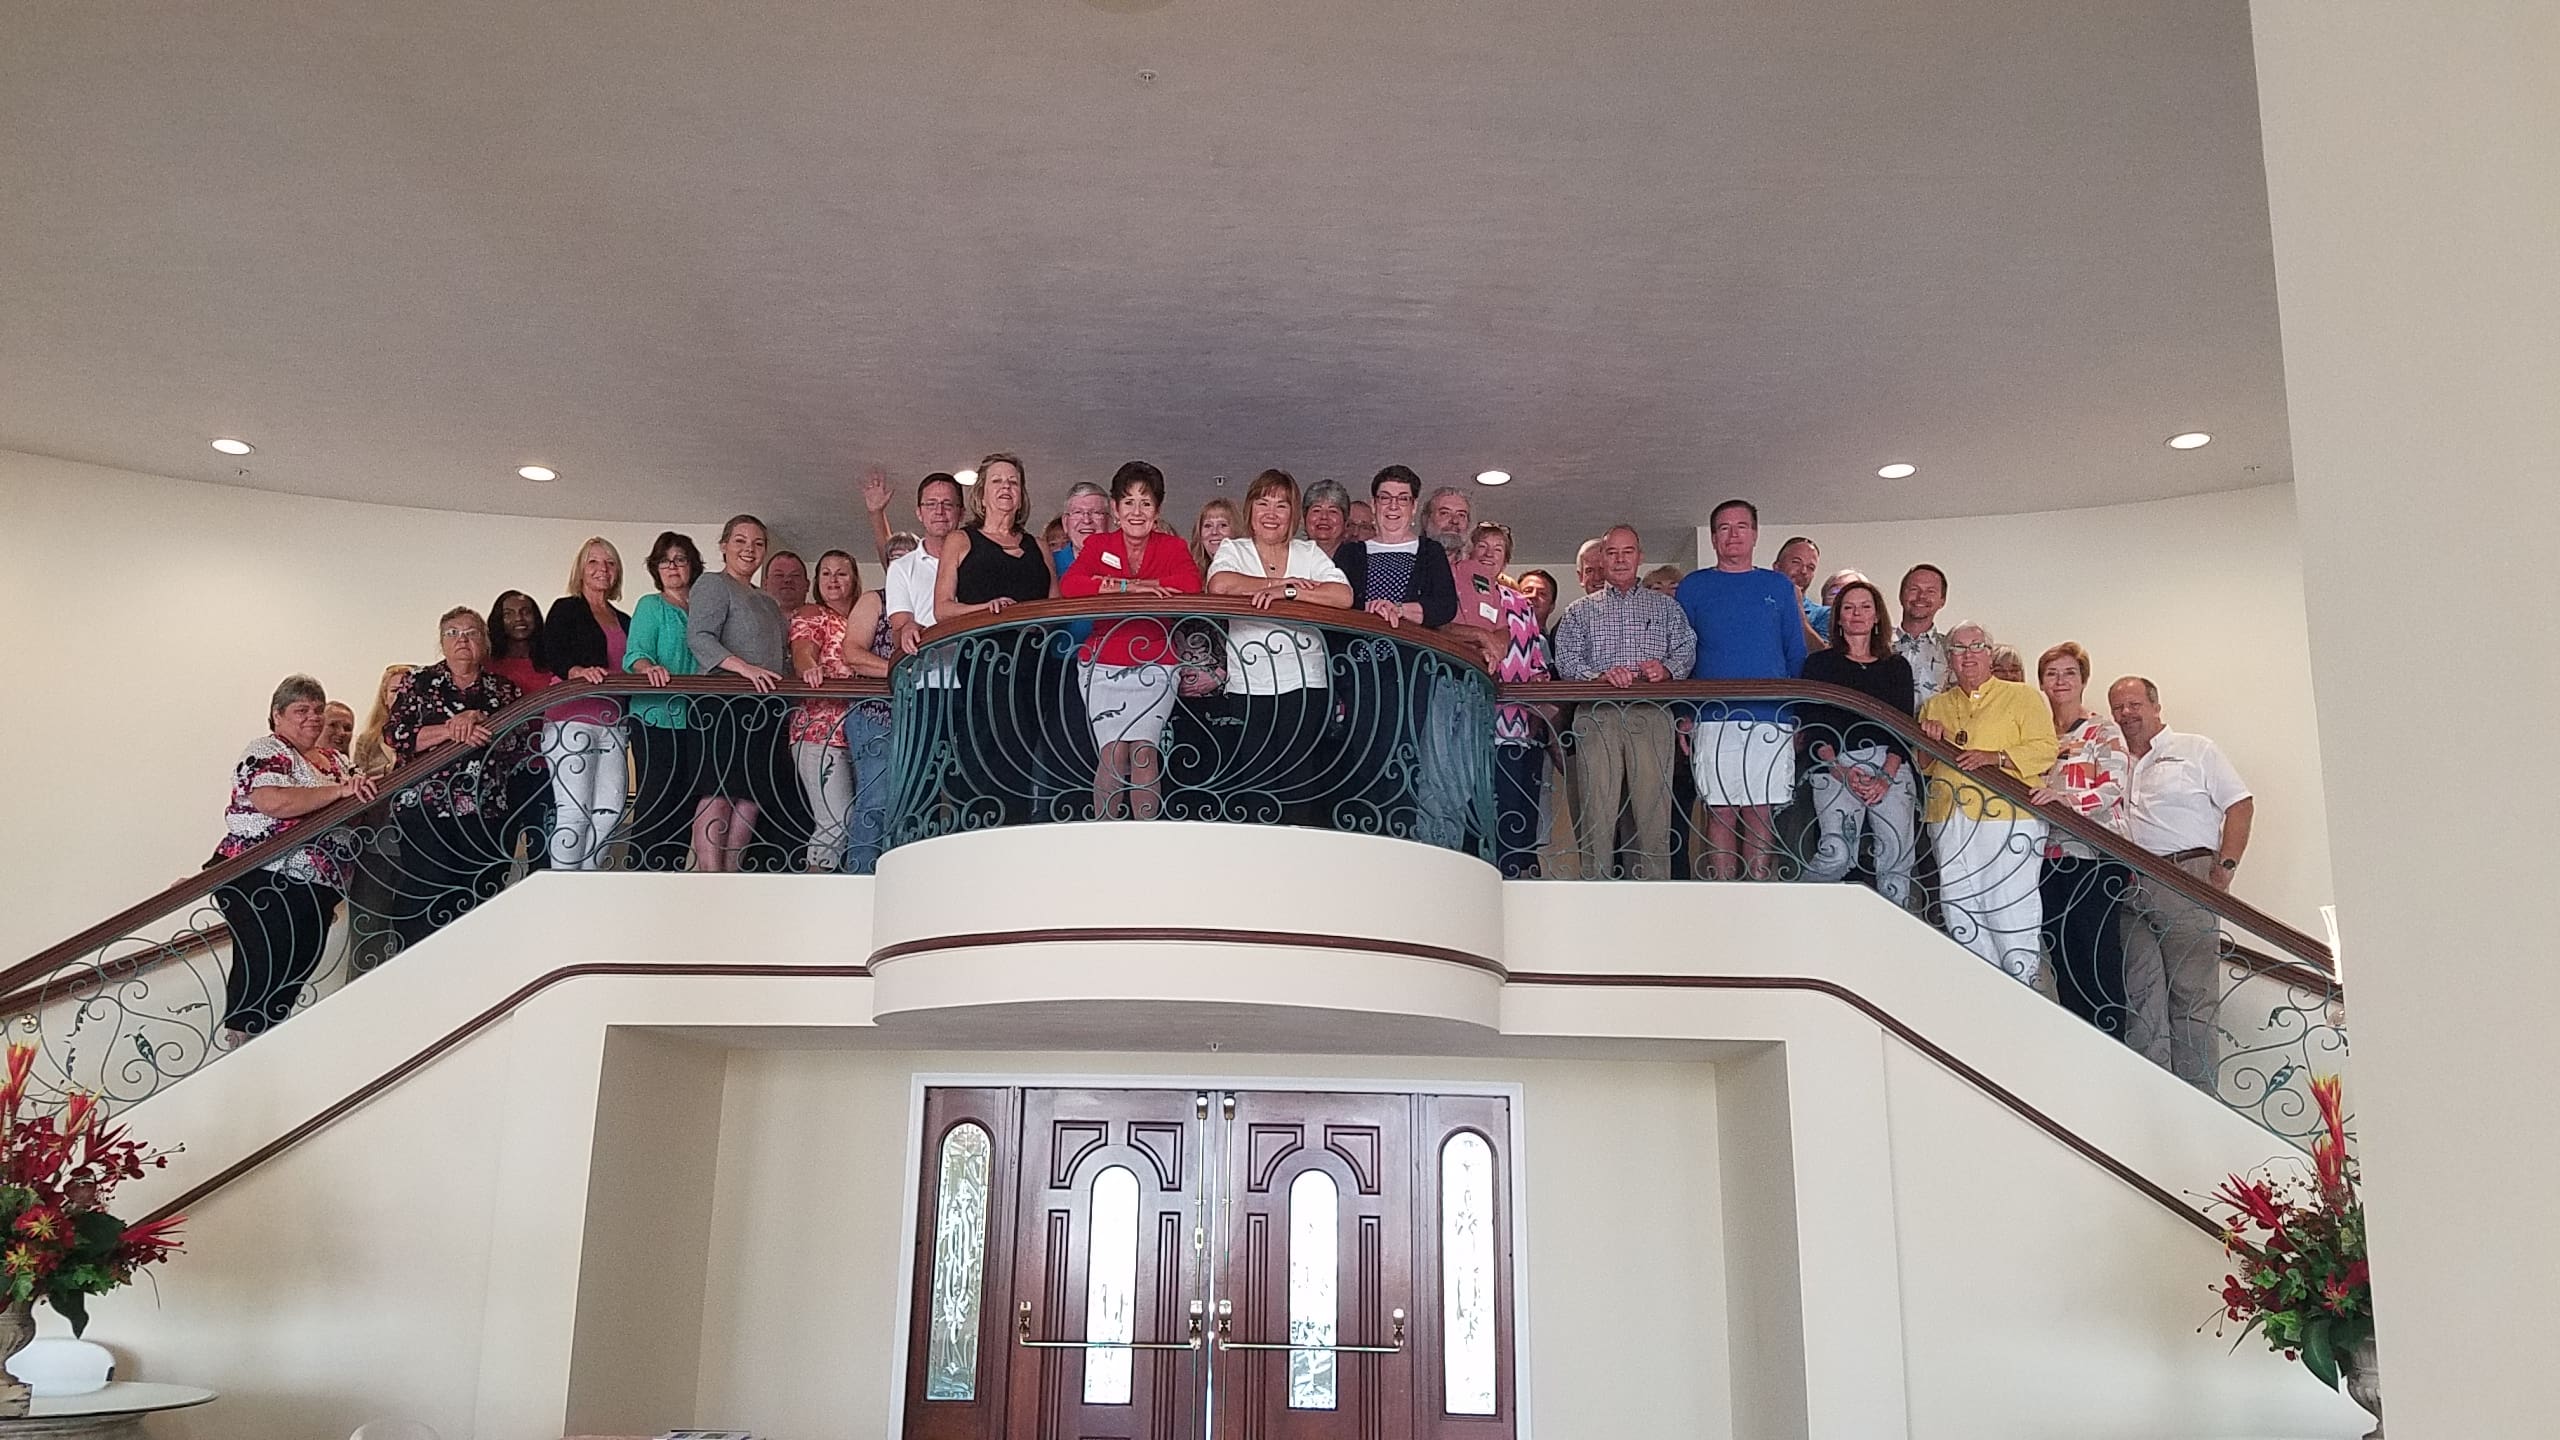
2111, 676, 2256, 1091
886, 474, 965, 673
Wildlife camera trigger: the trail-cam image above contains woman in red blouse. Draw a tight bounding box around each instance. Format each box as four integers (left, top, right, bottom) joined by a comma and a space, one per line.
1062, 461, 1202, 819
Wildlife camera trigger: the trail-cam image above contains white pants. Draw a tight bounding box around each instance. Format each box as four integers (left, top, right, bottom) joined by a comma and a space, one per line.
1804, 747, 1918, 909
793, 739, 855, 873
1929, 812, 2046, 984
541, 720, 629, 871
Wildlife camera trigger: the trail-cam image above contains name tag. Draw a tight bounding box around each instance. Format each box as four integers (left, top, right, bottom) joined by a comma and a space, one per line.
1101, 551, 1123, 569
1478, 601, 1501, 622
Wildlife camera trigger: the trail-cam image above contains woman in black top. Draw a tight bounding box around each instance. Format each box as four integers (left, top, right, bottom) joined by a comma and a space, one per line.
932, 452, 1058, 828
537, 538, 634, 870
1798, 580, 1920, 910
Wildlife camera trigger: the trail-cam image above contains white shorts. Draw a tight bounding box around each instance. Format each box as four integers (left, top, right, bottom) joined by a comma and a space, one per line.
1690, 717, 1796, 807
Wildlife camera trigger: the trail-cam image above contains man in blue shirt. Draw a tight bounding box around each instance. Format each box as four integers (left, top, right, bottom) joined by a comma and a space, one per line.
1675, 500, 1808, 880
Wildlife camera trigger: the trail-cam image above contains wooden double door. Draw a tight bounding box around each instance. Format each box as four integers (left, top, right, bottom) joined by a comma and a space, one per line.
903, 1087, 1516, 1440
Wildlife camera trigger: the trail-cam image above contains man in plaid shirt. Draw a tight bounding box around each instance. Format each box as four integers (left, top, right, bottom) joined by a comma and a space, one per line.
1552, 525, 1697, 879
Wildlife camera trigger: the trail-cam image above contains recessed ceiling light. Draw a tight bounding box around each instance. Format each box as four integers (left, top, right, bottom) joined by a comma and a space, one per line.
1475, 469, 1511, 486
209, 437, 255, 456
2166, 431, 2212, 450
955, 468, 979, 486
517, 464, 558, 482
1877, 462, 1917, 480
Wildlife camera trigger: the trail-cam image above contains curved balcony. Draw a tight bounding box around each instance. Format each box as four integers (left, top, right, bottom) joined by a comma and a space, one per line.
0, 597, 2342, 1148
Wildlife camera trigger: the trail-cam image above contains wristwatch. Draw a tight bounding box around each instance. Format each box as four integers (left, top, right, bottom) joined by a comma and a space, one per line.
2216, 857, 2238, 872
1282, 582, 1298, 600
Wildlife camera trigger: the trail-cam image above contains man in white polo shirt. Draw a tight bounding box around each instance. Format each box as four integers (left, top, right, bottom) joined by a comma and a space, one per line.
2110, 675, 2255, 1092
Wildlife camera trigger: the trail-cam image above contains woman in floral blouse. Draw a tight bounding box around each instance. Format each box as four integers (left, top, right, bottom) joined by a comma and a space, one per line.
212, 675, 376, 1043
787, 550, 890, 872
2031, 640, 2135, 1036
383, 605, 532, 953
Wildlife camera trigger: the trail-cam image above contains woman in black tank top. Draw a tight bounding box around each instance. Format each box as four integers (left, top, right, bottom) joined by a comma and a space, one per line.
931, 454, 1058, 827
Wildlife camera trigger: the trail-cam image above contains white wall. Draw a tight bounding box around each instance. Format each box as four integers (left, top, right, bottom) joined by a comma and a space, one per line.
2252, 6, 2560, 1434
1743, 484, 2334, 932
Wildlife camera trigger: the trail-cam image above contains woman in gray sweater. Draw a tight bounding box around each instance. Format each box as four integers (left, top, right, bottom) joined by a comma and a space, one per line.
687, 514, 792, 871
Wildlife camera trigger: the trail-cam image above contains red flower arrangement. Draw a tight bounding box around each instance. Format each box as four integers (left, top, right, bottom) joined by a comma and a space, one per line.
2206, 1073, 2371, 1390
0, 1043, 183, 1334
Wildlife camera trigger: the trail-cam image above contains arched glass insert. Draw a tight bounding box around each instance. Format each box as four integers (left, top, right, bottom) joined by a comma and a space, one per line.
924, 1122, 992, 1401
1440, 1131, 1498, 1415
1084, 1164, 1140, 1405
1287, 1168, 1340, 1410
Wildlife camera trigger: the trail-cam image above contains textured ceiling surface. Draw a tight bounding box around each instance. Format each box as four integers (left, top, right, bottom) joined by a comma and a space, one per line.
0, 0, 2289, 552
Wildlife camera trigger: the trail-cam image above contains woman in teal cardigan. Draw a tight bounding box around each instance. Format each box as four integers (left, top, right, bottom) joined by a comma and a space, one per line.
623, 531, 705, 871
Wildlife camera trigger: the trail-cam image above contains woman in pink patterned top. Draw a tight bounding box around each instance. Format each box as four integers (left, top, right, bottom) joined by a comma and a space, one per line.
788, 551, 890, 871
1473, 524, 1555, 878
2031, 641, 2134, 1036
213, 675, 377, 1043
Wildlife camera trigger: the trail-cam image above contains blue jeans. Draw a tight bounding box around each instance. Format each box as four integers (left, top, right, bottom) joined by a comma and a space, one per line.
841, 709, 892, 874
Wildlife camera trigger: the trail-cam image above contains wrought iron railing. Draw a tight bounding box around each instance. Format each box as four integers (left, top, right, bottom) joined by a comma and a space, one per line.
0, 598, 2340, 1148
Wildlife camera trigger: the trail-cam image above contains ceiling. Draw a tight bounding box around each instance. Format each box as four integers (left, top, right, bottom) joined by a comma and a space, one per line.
0, 0, 2290, 555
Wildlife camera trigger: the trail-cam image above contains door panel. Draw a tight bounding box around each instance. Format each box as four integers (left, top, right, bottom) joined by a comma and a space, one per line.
1005, 1088, 1207, 1440
1215, 1091, 1417, 1440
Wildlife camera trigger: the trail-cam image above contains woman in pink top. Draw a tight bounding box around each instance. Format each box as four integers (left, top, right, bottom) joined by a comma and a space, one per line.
538, 540, 632, 870
1062, 462, 1203, 819
788, 550, 891, 871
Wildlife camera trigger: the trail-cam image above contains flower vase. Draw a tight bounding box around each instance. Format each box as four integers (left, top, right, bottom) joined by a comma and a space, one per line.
0, 1298, 32, 1418
2339, 1336, 2382, 1438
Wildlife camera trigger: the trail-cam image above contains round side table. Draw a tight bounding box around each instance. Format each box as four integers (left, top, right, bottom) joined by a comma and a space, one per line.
3, 1383, 215, 1438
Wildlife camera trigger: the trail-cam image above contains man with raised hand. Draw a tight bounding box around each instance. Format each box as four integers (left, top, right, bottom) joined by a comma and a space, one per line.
2111, 675, 2255, 1091
1917, 622, 2057, 983
1774, 534, 1829, 653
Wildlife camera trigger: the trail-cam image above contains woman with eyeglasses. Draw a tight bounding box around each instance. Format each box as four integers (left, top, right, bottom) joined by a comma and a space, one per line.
623, 531, 706, 871
382, 606, 534, 952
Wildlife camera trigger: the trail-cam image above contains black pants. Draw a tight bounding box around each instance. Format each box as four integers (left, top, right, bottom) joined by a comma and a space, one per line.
950, 641, 1043, 831
500, 766, 552, 874
628, 723, 699, 872
1492, 742, 1548, 878
213, 870, 339, 1033
2041, 854, 2130, 1036
1334, 645, 1423, 839
391, 808, 509, 955
1231, 687, 1332, 830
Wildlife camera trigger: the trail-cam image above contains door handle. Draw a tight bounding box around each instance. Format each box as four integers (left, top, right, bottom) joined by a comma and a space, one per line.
1016, 1299, 1204, 1351
1212, 1298, 1406, 1354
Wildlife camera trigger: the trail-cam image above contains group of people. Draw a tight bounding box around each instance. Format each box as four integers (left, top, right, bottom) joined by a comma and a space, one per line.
207, 461, 2256, 1090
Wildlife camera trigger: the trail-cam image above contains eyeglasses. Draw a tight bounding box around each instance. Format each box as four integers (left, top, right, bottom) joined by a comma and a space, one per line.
1948, 642, 1993, 654
441, 627, 484, 641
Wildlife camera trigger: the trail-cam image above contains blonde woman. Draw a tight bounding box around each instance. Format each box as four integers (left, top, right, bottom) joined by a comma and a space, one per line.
933, 453, 1055, 827
538, 538, 633, 870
